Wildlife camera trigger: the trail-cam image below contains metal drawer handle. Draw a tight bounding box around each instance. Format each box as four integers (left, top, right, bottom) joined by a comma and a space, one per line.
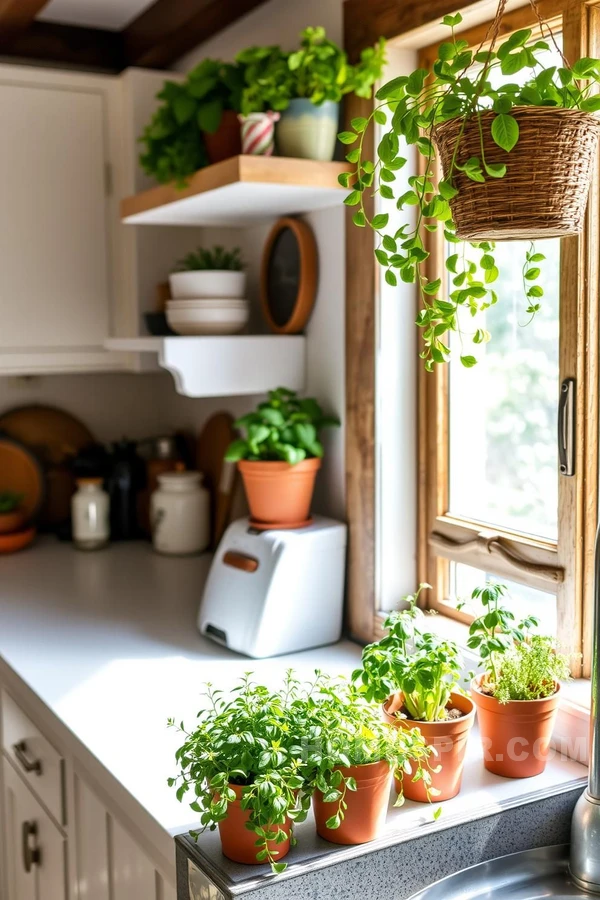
22, 821, 41, 873
13, 741, 42, 776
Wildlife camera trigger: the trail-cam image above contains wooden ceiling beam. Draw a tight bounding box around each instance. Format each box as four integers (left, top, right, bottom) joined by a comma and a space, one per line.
123, 0, 270, 69
0, 21, 124, 71
0, 0, 50, 35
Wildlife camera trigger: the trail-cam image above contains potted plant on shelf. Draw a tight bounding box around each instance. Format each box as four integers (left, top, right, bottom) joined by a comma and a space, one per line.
167, 246, 247, 336
168, 673, 309, 873
224, 387, 340, 529
466, 582, 571, 778
0, 491, 25, 534
340, 8, 600, 368
270, 27, 386, 161
140, 59, 244, 186
295, 673, 432, 845
355, 584, 475, 802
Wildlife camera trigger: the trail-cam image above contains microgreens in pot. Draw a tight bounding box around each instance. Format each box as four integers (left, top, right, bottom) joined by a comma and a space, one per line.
339, 11, 600, 369
168, 672, 309, 873
174, 245, 245, 272
463, 582, 571, 701
0, 491, 23, 514
355, 583, 465, 722
295, 672, 433, 822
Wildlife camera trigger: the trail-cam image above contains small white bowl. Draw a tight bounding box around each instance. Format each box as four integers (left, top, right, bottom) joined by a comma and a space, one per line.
167, 298, 248, 308
169, 271, 246, 300
166, 303, 249, 336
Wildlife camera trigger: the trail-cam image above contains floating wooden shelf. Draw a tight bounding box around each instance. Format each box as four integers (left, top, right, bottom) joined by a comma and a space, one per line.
104, 335, 306, 398
120, 156, 351, 226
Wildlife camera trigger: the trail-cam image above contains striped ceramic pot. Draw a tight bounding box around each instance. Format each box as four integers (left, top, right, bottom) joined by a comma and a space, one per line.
238, 111, 280, 156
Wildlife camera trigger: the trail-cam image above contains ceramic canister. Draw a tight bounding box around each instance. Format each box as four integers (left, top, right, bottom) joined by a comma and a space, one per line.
150, 471, 210, 556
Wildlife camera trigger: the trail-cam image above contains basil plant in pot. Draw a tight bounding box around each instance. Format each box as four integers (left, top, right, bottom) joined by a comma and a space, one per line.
169, 673, 310, 873
355, 584, 475, 802
340, 10, 600, 368
224, 387, 340, 529
465, 582, 571, 778
293, 672, 432, 845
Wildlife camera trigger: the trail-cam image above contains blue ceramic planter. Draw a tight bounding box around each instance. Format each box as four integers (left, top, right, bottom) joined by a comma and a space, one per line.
276, 99, 340, 161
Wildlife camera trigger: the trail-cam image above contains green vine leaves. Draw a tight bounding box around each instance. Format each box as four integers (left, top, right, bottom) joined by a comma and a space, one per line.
339, 14, 600, 369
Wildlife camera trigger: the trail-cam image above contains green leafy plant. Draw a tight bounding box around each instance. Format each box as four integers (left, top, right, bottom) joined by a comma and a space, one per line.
293, 672, 433, 824
174, 245, 245, 272
140, 60, 244, 186
355, 583, 464, 721
464, 582, 570, 701
225, 387, 340, 465
0, 491, 23, 514
236, 45, 295, 114
340, 14, 600, 368
168, 673, 309, 874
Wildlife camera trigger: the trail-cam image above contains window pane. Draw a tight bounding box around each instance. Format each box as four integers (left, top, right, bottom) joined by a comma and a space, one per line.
448, 561, 557, 636
448, 238, 559, 539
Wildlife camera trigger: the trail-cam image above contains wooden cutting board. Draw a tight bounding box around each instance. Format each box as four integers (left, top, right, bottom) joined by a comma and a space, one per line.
196, 412, 239, 549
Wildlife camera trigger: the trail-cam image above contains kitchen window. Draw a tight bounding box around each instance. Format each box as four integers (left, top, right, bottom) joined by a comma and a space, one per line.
344, 0, 600, 682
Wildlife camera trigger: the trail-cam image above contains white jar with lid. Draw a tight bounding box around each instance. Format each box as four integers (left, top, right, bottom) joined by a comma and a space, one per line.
150, 471, 210, 555
71, 478, 110, 550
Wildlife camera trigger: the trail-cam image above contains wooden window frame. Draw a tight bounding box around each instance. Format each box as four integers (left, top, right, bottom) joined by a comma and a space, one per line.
343, 0, 600, 676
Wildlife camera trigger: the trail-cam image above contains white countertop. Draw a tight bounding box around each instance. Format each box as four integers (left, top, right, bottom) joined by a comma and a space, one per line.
0, 537, 588, 849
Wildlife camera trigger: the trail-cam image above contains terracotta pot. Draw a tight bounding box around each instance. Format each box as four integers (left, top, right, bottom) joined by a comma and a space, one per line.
237, 458, 321, 527
471, 675, 561, 778
203, 110, 242, 165
0, 510, 25, 534
384, 691, 475, 802
217, 784, 292, 865
313, 760, 391, 845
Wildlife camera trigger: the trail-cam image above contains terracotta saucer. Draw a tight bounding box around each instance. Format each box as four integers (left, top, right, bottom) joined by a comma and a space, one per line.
248, 517, 313, 532
0, 527, 36, 554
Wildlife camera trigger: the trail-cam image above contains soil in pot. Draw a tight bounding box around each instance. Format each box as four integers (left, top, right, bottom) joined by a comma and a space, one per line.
217, 784, 292, 865
384, 691, 475, 802
276, 99, 339, 161
238, 457, 321, 528
203, 110, 242, 165
313, 760, 391, 845
471, 674, 560, 778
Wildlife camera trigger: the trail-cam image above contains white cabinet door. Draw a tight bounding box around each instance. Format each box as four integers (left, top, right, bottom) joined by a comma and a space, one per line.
0, 66, 123, 374
3, 758, 67, 900
74, 775, 110, 900
110, 818, 157, 900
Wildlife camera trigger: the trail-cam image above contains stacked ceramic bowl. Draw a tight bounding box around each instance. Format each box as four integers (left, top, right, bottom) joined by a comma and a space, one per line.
167, 270, 248, 335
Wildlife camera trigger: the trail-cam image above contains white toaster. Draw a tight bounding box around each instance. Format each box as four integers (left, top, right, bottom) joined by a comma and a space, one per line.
198, 516, 347, 658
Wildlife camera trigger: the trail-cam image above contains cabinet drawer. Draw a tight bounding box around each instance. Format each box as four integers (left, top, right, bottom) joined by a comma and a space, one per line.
2, 691, 64, 825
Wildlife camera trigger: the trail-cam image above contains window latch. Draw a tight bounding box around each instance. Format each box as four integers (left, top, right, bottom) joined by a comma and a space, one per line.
558, 377, 575, 477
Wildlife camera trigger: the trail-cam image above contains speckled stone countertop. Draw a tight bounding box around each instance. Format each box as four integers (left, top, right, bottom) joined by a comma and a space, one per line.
175, 753, 587, 900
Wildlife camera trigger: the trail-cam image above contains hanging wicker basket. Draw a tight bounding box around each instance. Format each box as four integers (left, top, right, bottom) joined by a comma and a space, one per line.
433, 107, 600, 241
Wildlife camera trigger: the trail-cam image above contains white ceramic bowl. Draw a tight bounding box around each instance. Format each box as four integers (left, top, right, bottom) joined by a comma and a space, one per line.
169, 270, 246, 300
167, 298, 247, 308
166, 302, 249, 336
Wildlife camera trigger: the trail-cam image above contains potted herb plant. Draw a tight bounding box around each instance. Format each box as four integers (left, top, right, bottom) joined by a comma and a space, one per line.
169, 246, 246, 300
0, 491, 24, 534
355, 584, 475, 802
224, 387, 339, 528
295, 673, 432, 845
168, 673, 309, 873
140, 60, 244, 186
340, 10, 600, 368
277, 27, 386, 161
466, 582, 571, 778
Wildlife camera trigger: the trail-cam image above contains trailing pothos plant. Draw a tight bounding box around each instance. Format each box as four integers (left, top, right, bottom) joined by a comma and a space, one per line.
462, 582, 571, 701
354, 583, 464, 722
225, 387, 340, 465
339, 12, 600, 368
168, 673, 309, 873
291, 672, 433, 823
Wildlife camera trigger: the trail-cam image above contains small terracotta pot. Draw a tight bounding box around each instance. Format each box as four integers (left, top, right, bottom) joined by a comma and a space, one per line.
383, 691, 475, 802
217, 784, 292, 865
0, 510, 25, 534
238, 458, 321, 527
203, 110, 242, 165
313, 760, 391, 845
471, 675, 561, 778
